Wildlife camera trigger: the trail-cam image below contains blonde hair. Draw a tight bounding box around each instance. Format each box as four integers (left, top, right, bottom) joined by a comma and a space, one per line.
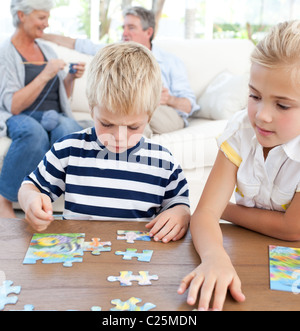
251, 20, 300, 69
86, 41, 162, 117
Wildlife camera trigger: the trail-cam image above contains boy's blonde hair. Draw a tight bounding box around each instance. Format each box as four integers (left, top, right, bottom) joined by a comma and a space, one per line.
251, 20, 300, 69
86, 41, 162, 117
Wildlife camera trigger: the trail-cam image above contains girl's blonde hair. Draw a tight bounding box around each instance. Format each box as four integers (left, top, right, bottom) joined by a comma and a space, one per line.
251, 20, 300, 69
86, 41, 162, 117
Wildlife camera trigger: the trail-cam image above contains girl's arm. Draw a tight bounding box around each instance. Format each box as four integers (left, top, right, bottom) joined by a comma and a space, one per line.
178, 150, 246, 311
222, 193, 300, 241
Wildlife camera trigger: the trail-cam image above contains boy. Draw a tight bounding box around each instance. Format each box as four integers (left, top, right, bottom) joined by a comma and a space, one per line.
18, 42, 190, 243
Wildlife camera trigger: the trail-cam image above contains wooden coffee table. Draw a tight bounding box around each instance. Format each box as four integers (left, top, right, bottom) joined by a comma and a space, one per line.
0, 218, 299, 311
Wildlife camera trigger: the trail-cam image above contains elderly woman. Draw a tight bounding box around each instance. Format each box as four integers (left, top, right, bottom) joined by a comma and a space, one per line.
0, 0, 85, 218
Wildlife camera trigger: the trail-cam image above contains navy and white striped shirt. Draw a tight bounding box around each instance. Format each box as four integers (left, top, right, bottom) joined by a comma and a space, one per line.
24, 128, 190, 221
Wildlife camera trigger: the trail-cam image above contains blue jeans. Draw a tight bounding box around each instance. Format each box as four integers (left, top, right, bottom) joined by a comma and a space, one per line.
0, 111, 82, 202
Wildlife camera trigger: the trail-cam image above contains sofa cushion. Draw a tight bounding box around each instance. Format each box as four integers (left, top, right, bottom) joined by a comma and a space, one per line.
195, 70, 249, 120
151, 118, 227, 170
154, 39, 255, 99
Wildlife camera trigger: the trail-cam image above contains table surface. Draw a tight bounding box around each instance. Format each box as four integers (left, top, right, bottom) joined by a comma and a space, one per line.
0, 218, 300, 311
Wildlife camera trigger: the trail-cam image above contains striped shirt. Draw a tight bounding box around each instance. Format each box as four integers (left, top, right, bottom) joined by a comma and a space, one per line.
23, 128, 190, 221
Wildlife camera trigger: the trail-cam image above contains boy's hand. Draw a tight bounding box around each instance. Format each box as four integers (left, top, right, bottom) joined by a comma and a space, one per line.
24, 193, 54, 232
146, 205, 190, 243
177, 254, 245, 311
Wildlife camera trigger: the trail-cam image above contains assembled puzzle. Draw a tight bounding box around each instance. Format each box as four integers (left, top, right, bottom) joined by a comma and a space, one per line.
23, 233, 111, 267
269, 245, 300, 293
23, 233, 85, 267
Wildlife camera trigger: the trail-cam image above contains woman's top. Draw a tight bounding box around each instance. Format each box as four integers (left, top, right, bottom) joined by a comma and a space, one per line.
18, 50, 61, 113
0, 38, 74, 137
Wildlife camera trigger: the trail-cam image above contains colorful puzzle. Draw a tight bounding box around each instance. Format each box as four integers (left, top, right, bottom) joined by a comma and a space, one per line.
0, 280, 21, 311
269, 245, 300, 293
110, 297, 156, 311
23, 234, 112, 267
83, 238, 112, 256
117, 230, 151, 244
23, 233, 85, 267
115, 248, 153, 262
107, 271, 159, 286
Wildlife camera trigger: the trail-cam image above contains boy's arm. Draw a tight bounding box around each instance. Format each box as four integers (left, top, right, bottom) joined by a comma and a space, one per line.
178, 151, 245, 311
146, 156, 190, 243
18, 183, 54, 232
222, 193, 300, 241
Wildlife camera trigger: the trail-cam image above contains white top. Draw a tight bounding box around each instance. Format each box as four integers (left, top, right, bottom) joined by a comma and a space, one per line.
217, 109, 300, 212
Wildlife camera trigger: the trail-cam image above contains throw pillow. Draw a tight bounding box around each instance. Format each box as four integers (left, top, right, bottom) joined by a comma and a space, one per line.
194, 71, 249, 120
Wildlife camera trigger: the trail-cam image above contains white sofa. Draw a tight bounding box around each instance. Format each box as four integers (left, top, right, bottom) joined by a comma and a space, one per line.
0, 38, 255, 212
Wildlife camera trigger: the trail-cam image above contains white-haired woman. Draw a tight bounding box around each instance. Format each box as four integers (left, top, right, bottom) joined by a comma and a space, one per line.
0, 0, 85, 218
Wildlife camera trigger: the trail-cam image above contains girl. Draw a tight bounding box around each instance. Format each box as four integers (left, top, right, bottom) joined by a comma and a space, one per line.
178, 20, 300, 311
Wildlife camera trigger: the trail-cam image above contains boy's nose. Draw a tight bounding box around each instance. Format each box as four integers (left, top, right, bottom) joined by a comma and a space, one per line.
115, 126, 128, 142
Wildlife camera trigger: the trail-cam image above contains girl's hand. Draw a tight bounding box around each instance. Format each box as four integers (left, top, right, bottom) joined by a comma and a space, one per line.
178, 254, 246, 311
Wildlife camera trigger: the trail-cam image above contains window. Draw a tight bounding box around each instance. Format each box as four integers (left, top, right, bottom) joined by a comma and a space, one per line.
1, 0, 299, 44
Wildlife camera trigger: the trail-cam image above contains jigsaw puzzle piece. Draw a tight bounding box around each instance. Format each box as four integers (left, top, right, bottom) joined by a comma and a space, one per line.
107, 271, 135, 286
110, 297, 156, 311
0, 280, 21, 311
115, 248, 153, 262
107, 271, 158, 286
136, 271, 159, 285
117, 230, 151, 244
83, 238, 112, 256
